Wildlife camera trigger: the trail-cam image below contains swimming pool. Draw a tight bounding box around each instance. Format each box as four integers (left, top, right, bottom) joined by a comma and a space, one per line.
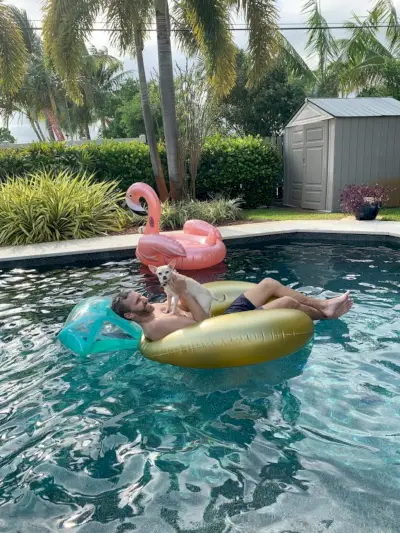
0, 239, 399, 532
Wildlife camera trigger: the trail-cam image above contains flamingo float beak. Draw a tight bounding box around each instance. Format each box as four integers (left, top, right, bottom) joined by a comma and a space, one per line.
126, 197, 147, 216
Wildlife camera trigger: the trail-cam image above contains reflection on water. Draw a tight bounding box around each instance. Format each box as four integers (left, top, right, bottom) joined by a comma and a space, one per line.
0, 240, 399, 532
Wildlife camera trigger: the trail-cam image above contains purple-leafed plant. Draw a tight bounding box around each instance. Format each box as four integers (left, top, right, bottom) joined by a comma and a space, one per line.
340, 184, 391, 215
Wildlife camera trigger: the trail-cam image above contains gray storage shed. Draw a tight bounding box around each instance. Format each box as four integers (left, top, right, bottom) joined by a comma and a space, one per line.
284, 97, 400, 211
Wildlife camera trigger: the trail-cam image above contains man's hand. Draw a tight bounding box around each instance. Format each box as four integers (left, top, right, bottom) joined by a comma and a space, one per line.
169, 273, 187, 296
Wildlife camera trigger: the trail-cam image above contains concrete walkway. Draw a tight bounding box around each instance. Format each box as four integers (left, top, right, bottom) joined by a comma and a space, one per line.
0, 219, 399, 267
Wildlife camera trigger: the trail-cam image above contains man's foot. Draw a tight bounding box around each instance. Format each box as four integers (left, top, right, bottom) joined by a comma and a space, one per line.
322, 291, 353, 319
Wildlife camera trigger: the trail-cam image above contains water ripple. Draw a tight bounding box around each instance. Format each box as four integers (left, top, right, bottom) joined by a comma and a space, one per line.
0, 241, 399, 532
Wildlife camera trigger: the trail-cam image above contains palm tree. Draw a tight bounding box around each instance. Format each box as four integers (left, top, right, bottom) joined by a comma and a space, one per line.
67, 46, 129, 140
301, 0, 342, 96
87, 46, 129, 131
43, 0, 281, 199
0, 7, 65, 140
337, 0, 400, 96
171, 0, 280, 195
43, 0, 169, 201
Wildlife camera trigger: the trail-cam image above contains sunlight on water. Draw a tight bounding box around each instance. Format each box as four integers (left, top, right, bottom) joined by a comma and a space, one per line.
0, 240, 399, 532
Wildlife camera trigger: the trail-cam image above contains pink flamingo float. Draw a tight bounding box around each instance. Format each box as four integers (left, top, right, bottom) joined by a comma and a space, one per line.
126, 182, 227, 270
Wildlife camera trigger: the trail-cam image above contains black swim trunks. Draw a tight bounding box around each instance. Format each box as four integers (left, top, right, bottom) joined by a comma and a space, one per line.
223, 294, 263, 315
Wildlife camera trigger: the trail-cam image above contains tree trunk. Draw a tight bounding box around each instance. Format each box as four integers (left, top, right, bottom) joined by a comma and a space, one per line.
44, 108, 65, 141
45, 115, 56, 141
135, 29, 169, 202
28, 115, 44, 142
85, 122, 91, 140
65, 97, 74, 140
155, 0, 181, 200
36, 121, 46, 142
48, 90, 66, 141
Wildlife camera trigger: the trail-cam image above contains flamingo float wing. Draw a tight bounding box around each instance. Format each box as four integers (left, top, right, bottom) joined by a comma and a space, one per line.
138, 234, 187, 262
183, 220, 222, 240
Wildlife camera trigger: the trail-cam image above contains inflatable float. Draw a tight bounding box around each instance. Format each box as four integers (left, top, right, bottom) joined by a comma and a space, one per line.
126, 182, 226, 270
58, 282, 314, 368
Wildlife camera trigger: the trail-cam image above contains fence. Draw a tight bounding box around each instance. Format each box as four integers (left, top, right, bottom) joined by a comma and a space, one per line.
265, 135, 283, 156
0, 135, 147, 150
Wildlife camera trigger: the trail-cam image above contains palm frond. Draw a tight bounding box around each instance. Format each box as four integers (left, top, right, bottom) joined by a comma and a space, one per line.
174, 0, 237, 97
370, 0, 400, 53
343, 14, 392, 62
302, 0, 338, 76
7, 6, 40, 55
172, 2, 200, 59
106, 0, 153, 55
43, 0, 101, 102
277, 33, 316, 81
0, 2, 29, 97
236, 0, 280, 86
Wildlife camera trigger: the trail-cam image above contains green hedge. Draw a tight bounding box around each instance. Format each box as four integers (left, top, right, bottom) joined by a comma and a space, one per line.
0, 141, 156, 192
0, 136, 282, 208
196, 135, 282, 207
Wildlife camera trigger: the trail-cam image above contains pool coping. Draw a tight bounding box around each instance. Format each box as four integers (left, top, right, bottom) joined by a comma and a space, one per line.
0, 219, 399, 269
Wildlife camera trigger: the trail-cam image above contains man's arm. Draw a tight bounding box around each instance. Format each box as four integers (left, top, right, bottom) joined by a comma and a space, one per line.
144, 315, 196, 342
170, 274, 207, 322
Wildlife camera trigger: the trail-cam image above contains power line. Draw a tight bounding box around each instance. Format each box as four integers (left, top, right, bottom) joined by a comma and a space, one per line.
27, 23, 400, 32
28, 17, 371, 24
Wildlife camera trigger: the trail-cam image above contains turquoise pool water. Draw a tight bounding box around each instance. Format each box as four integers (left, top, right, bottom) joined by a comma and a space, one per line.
0, 240, 399, 533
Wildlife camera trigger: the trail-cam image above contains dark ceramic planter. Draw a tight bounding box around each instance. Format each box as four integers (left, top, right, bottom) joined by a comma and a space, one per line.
355, 203, 379, 221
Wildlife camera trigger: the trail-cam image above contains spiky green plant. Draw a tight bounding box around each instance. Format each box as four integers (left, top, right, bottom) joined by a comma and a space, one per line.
130, 197, 242, 231
0, 169, 130, 246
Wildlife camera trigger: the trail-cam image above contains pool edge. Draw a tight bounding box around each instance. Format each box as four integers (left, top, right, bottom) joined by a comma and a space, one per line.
0, 227, 399, 270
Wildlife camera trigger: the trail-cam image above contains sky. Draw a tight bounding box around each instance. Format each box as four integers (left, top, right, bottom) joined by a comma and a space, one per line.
4, 0, 400, 142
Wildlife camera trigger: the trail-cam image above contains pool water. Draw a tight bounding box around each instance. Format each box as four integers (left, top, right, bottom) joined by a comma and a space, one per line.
0, 240, 400, 533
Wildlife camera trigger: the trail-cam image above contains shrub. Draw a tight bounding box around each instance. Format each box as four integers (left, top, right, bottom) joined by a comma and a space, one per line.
130, 197, 243, 231
196, 135, 283, 208
340, 184, 391, 215
0, 170, 129, 246
0, 136, 282, 208
0, 140, 160, 192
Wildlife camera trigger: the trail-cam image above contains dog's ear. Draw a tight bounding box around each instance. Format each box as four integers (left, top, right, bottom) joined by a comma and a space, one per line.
168, 260, 176, 271
149, 265, 158, 274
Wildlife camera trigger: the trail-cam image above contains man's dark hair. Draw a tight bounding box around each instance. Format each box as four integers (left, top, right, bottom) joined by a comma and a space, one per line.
111, 291, 132, 318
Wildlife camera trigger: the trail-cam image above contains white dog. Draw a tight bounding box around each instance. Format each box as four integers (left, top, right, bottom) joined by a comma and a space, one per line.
149, 261, 224, 317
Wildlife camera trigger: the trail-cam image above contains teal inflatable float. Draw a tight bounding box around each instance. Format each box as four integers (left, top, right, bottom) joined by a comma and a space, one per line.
58, 296, 142, 356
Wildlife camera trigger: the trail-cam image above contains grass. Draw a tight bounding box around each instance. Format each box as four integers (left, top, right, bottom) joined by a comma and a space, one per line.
380, 208, 400, 221
243, 207, 400, 222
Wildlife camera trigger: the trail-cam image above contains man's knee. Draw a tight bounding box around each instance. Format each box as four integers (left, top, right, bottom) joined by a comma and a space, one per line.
280, 296, 299, 309
259, 277, 277, 289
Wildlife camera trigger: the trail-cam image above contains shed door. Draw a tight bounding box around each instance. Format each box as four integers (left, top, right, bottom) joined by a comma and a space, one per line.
301, 121, 328, 210
287, 126, 305, 207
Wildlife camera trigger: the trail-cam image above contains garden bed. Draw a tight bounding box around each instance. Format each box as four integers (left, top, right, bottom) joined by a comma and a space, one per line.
110, 207, 400, 237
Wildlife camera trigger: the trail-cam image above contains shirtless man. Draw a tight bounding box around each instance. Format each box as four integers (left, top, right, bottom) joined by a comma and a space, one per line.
111, 275, 353, 342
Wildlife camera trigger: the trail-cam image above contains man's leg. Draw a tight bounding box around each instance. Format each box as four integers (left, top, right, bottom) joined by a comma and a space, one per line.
259, 295, 326, 320
244, 278, 352, 319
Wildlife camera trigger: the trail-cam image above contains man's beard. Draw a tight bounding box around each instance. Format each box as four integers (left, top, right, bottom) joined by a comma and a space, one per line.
137, 303, 154, 317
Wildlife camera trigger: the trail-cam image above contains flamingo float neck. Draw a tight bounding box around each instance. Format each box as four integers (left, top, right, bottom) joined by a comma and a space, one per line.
126, 182, 161, 235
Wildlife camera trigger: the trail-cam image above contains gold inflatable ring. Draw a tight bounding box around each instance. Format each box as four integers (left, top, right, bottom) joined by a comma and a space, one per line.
139, 281, 314, 368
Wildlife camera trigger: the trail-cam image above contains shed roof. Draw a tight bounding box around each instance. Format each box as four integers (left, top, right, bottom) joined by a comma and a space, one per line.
308, 97, 400, 117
